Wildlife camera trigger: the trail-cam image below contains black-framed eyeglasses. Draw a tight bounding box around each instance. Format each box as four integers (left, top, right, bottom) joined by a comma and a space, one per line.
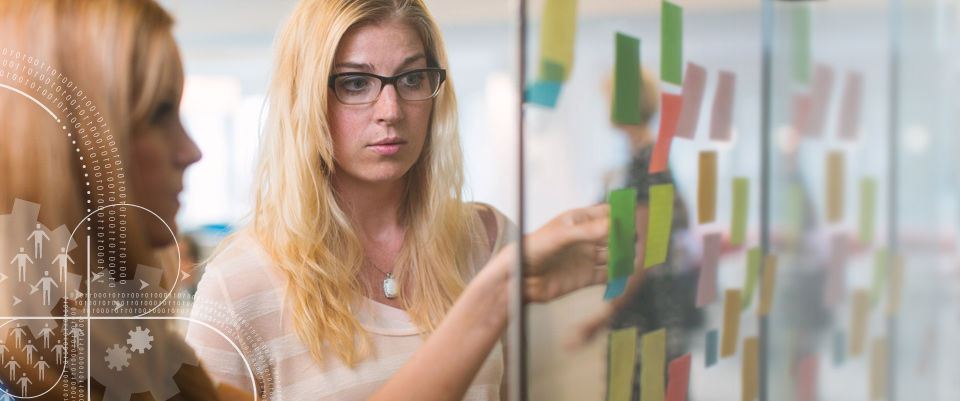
328, 67, 447, 105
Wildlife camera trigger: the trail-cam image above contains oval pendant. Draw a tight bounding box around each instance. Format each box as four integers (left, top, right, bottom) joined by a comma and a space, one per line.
383, 276, 399, 299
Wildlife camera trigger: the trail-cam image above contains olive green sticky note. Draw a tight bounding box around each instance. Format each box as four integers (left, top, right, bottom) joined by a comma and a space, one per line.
661, 1, 683, 86
697, 151, 718, 224
608, 327, 638, 401
742, 337, 759, 401
641, 328, 667, 401
721, 289, 741, 358
826, 151, 845, 224
849, 289, 869, 358
538, 0, 578, 82
644, 184, 674, 268
608, 188, 637, 281
859, 177, 876, 245
612, 32, 642, 125
730, 177, 749, 245
870, 248, 889, 308
741, 247, 762, 310
792, 5, 812, 85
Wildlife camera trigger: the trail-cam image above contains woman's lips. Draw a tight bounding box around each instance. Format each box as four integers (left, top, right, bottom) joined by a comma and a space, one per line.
368, 142, 404, 156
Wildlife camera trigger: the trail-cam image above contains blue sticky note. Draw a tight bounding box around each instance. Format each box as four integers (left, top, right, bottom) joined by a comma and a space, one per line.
604, 276, 629, 300
706, 329, 719, 367
525, 80, 563, 108
833, 331, 846, 366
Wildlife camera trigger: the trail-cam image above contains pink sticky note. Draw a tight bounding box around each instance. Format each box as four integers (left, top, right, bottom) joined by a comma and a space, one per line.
792, 93, 811, 135
675, 62, 707, 140
794, 355, 819, 401
807, 64, 835, 137
837, 71, 863, 141
823, 233, 848, 306
650, 92, 683, 173
665, 353, 692, 401
709, 71, 736, 141
696, 233, 722, 307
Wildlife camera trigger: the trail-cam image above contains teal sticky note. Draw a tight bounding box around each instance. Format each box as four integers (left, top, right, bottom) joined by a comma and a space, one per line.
705, 329, 719, 367
525, 80, 563, 108
792, 5, 812, 85
612, 32, 641, 124
833, 331, 846, 366
644, 184, 674, 268
730, 177, 749, 245
661, 1, 683, 86
608, 188, 638, 280
741, 247, 762, 309
604, 276, 629, 300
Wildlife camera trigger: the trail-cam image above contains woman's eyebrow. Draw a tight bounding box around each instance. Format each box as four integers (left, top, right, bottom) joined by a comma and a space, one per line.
333, 54, 427, 74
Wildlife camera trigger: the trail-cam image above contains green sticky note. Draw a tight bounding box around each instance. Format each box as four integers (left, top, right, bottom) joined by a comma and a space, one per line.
730, 177, 749, 245
792, 5, 812, 85
741, 247, 761, 309
608, 327, 638, 401
538, 0, 578, 82
661, 1, 683, 86
612, 32, 641, 125
608, 188, 637, 280
871, 248, 889, 308
859, 177, 877, 245
641, 328, 667, 401
644, 184, 674, 268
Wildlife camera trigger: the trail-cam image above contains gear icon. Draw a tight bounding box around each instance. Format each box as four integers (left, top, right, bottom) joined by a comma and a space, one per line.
126, 326, 154, 354
104, 344, 131, 371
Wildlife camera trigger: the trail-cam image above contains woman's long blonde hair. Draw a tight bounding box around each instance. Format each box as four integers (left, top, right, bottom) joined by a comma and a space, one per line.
250, 0, 484, 367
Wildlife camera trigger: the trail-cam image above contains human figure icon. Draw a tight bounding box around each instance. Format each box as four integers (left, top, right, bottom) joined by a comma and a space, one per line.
33, 356, 49, 381
17, 372, 30, 396
0, 340, 6, 363
37, 324, 54, 349
10, 248, 33, 283
21, 341, 37, 365
67, 326, 83, 344
36, 271, 58, 306
52, 247, 73, 283
27, 223, 50, 259
5, 356, 18, 380
52, 340, 65, 365
10, 324, 26, 349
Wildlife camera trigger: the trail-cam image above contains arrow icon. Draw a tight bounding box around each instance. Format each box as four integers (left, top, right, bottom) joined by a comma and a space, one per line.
30, 284, 39, 295
182, 272, 191, 280
92, 272, 104, 282
140, 280, 149, 290
113, 301, 123, 311
12, 296, 21, 306
0, 273, 7, 283
74, 290, 83, 299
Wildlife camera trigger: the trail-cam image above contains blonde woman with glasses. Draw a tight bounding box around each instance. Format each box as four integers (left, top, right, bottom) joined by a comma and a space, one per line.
185, 0, 609, 400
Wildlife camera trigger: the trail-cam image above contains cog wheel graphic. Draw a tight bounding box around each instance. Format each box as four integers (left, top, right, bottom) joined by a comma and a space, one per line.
104, 344, 131, 371
126, 326, 154, 354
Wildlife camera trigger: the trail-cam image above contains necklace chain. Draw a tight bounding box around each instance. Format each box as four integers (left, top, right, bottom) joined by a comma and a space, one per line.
368, 259, 393, 277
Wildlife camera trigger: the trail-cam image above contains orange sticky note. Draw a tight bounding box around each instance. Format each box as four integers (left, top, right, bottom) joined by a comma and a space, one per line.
721, 289, 741, 358
650, 92, 683, 173
697, 151, 718, 224
825, 150, 845, 224
869, 338, 887, 400
742, 337, 758, 401
849, 289, 869, 357
758, 254, 778, 317
887, 256, 905, 316
665, 354, 691, 401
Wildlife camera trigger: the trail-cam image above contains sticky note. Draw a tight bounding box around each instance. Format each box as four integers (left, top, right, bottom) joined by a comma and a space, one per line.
826, 150, 845, 224
833, 331, 846, 366
696, 233, 722, 307
697, 151, 717, 224
644, 184, 674, 268
665, 354, 691, 401
604, 276, 629, 300
721, 289, 741, 358
792, 5, 812, 85
871, 248, 890, 308
705, 329, 719, 367
787, 183, 805, 238
792, 93, 812, 134
608, 327, 638, 401
824, 233, 848, 306
537, 0, 578, 81
661, 1, 683, 86
742, 336, 758, 401
608, 188, 637, 280
806, 64, 835, 137
641, 328, 666, 401
710, 71, 737, 141
849, 289, 869, 358
859, 177, 876, 246
676, 62, 707, 140
612, 32, 642, 125
837, 71, 864, 141
886, 256, 904, 316
758, 254, 778, 317
730, 177, 749, 245
741, 247, 762, 310
869, 338, 886, 400
650, 93, 683, 173
525, 80, 563, 108
794, 355, 819, 401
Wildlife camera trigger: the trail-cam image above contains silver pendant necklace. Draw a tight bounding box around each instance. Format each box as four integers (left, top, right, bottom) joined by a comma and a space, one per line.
369, 261, 399, 299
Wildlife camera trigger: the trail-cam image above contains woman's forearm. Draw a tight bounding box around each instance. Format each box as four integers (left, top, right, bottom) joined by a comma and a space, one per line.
368, 244, 514, 401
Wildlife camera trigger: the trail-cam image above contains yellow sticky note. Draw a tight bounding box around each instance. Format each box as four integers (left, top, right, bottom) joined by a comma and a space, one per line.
742, 337, 758, 401
641, 328, 666, 401
849, 289, 869, 357
538, 0, 578, 81
869, 338, 887, 400
721, 289, 741, 358
644, 184, 675, 268
608, 327, 638, 401
698, 151, 717, 224
826, 151, 845, 224
886, 256, 905, 316
758, 255, 778, 317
